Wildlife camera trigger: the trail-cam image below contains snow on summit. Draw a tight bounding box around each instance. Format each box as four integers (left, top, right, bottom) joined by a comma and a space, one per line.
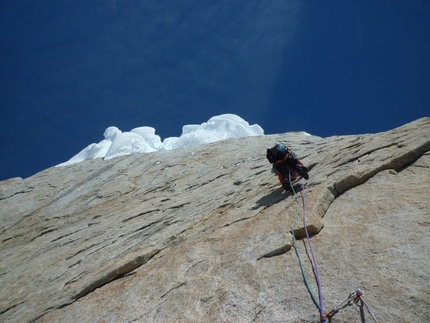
57, 114, 264, 167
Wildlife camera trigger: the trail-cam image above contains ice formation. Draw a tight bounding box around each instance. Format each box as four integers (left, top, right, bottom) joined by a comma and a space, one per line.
57, 114, 264, 167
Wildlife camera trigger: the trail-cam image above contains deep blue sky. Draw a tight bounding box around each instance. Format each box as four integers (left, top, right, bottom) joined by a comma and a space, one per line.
1, 1, 429, 181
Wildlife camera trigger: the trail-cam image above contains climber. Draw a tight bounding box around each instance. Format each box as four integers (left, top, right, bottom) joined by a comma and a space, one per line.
266, 143, 309, 191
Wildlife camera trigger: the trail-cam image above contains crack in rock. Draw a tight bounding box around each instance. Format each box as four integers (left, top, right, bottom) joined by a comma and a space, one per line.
257, 244, 292, 260
159, 281, 188, 300
71, 248, 161, 301
1, 117, 429, 323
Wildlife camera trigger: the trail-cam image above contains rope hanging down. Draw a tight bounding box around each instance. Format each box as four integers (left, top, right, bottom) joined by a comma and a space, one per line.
288, 174, 326, 323
289, 174, 379, 323
300, 178, 325, 321
289, 174, 319, 309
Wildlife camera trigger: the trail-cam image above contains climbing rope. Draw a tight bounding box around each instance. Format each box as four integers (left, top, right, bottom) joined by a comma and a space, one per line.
357, 291, 379, 323
299, 178, 325, 322
289, 173, 322, 313
288, 172, 379, 323
321, 289, 379, 323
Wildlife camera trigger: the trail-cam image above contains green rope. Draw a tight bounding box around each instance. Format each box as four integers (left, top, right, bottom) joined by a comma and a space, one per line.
289, 173, 320, 310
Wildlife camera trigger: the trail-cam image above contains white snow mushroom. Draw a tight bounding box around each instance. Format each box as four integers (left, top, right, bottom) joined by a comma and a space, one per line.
57, 114, 264, 167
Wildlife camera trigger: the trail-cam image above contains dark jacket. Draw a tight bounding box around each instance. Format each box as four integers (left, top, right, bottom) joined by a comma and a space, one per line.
266, 144, 309, 184
266, 144, 299, 168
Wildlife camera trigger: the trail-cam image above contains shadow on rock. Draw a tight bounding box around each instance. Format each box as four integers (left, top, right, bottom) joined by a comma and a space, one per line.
253, 187, 289, 209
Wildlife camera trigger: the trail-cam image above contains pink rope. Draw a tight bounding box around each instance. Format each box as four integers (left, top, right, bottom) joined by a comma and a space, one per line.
301, 179, 325, 321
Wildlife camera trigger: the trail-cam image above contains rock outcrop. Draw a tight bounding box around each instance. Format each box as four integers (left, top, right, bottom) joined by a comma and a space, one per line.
1, 117, 429, 323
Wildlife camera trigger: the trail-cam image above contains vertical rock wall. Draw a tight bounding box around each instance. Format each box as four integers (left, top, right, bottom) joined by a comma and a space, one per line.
1, 117, 429, 322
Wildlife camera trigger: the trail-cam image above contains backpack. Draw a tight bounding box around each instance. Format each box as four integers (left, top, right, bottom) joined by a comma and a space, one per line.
266, 144, 286, 164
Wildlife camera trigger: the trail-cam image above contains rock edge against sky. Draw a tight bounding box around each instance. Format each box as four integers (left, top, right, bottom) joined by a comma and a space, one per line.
0, 117, 429, 322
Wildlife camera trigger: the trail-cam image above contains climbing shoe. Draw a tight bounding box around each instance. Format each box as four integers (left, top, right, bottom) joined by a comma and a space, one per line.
296, 165, 309, 180
282, 181, 291, 191
281, 176, 291, 191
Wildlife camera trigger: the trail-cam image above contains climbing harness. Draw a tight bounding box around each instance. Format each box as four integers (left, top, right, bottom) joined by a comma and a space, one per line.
288, 175, 379, 323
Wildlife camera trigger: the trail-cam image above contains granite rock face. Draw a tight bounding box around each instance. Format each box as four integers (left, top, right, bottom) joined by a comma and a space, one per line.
1, 117, 429, 323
